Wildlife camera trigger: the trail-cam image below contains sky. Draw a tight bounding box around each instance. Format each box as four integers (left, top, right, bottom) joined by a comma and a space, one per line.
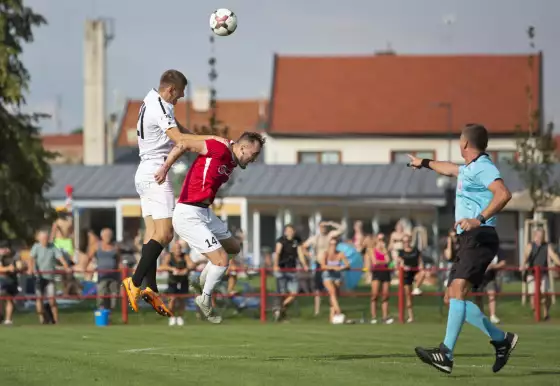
21, 0, 560, 133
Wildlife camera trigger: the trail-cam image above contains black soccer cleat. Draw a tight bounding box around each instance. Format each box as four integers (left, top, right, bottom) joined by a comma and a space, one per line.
490, 332, 518, 373
414, 343, 454, 374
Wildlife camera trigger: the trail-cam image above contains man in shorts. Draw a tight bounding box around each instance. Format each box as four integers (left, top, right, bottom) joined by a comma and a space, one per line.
157, 131, 265, 323
273, 224, 309, 321
30, 230, 71, 324
122, 69, 227, 316
409, 124, 517, 374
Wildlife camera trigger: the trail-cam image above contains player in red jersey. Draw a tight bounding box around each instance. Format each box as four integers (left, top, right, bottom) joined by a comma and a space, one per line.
154, 131, 265, 323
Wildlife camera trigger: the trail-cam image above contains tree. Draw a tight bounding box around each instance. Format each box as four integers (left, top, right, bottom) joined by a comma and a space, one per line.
0, 1, 55, 242
510, 26, 559, 218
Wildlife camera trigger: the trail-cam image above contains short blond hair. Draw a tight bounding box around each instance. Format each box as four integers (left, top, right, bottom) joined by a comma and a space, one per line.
160, 69, 188, 88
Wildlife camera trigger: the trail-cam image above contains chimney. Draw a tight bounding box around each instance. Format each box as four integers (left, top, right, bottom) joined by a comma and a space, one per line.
192, 87, 210, 112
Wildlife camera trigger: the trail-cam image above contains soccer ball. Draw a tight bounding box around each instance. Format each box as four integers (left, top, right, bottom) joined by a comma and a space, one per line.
209, 8, 237, 36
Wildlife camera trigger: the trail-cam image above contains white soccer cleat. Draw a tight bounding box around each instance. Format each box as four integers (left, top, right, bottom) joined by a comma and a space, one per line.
176, 316, 185, 326
168, 316, 177, 326
490, 315, 501, 324
195, 295, 222, 324
412, 288, 423, 296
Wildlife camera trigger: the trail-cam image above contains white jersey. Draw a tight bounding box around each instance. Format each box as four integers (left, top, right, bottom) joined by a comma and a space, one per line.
137, 89, 177, 161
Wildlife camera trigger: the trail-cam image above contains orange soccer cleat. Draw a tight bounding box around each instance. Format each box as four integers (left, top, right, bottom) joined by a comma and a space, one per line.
141, 287, 173, 317
122, 277, 141, 312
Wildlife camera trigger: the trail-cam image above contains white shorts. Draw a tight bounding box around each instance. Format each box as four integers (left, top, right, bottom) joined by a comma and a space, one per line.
527, 274, 551, 294
173, 203, 232, 254
135, 160, 175, 219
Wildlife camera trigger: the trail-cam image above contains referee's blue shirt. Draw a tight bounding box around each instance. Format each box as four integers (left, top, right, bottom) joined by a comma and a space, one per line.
455, 154, 501, 234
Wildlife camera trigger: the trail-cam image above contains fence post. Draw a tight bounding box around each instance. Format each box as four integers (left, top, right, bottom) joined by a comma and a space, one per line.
120, 267, 129, 324
534, 266, 541, 322
398, 266, 405, 324
260, 267, 267, 323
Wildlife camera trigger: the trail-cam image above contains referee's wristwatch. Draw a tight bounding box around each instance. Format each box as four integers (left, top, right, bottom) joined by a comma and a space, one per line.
476, 214, 486, 224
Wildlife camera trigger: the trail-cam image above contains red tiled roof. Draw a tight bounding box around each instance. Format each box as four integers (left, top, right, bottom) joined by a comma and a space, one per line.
269, 54, 541, 135
41, 133, 83, 147
117, 100, 267, 147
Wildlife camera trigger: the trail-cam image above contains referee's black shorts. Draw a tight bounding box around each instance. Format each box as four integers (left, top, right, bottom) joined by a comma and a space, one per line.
447, 227, 499, 287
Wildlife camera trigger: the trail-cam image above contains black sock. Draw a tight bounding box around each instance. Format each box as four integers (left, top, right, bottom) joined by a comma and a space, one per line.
143, 261, 159, 293
132, 239, 163, 287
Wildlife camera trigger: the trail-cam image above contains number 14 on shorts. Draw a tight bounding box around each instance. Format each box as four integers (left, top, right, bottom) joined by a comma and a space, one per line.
205, 237, 218, 249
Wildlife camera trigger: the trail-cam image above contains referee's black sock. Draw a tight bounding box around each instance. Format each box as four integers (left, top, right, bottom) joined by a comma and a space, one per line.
131, 240, 163, 288
143, 261, 159, 293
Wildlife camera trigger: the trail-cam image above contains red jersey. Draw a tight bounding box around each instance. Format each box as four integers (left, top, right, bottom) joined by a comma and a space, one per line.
178, 139, 237, 205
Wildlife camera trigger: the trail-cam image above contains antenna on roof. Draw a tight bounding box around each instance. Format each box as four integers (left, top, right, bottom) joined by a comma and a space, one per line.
374, 42, 396, 56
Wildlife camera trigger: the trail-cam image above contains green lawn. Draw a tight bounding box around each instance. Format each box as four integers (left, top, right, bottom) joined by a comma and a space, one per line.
2, 279, 560, 386
1, 323, 560, 386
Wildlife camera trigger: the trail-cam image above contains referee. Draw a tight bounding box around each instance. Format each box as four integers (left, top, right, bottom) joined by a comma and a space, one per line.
408, 124, 517, 375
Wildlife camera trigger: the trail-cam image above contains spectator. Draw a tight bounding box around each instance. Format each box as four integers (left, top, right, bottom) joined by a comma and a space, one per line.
444, 229, 459, 263
352, 220, 367, 254
302, 220, 345, 316
319, 238, 350, 324
51, 211, 78, 296
50, 209, 75, 263
273, 224, 308, 322
523, 228, 560, 321
0, 241, 25, 325
88, 228, 121, 310
443, 229, 459, 292
388, 221, 406, 263
473, 251, 506, 324
30, 230, 71, 324
77, 229, 99, 281
159, 240, 194, 326
365, 233, 394, 324
398, 234, 425, 322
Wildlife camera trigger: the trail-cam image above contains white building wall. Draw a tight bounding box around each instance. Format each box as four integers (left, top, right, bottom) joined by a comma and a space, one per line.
263, 135, 517, 164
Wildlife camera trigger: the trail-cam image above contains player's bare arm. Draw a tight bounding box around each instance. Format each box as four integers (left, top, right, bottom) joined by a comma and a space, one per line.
455, 179, 512, 231
407, 154, 459, 177
154, 135, 218, 185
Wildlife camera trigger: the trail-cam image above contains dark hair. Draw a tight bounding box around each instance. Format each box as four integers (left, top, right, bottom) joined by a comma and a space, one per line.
238, 131, 266, 148
160, 69, 188, 89
462, 124, 488, 151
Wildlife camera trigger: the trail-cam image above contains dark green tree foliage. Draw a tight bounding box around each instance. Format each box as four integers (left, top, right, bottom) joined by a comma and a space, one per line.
510, 26, 559, 213
0, 1, 55, 242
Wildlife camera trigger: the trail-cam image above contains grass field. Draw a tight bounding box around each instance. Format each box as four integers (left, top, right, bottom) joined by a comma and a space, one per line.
1, 322, 560, 386
2, 279, 560, 386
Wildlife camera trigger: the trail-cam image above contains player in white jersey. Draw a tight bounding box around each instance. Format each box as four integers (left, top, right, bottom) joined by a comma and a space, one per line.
122, 69, 226, 317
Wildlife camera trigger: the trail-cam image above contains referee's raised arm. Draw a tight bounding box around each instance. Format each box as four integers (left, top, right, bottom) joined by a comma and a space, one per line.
406, 154, 459, 177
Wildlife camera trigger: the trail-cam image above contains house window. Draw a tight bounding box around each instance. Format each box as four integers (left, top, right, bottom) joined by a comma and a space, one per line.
391, 150, 435, 163
488, 150, 516, 164
297, 151, 341, 164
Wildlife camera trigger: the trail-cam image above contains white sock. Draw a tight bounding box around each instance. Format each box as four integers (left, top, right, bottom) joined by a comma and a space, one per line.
200, 262, 212, 284
202, 263, 228, 304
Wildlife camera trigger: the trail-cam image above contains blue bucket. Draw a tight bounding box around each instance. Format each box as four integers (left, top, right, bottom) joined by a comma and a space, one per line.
94, 309, 110, 326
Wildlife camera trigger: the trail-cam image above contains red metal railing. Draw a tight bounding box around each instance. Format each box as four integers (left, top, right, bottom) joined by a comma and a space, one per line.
0, 265, 557, 324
